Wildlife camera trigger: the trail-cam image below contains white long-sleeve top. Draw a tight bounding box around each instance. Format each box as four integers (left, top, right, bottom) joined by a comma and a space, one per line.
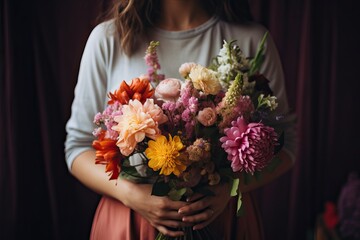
65, 16, 297, 170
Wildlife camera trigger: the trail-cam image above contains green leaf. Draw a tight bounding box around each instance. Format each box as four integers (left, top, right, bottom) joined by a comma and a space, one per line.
151, 181, 171, 197
168, 188, 187, 201
155, 233, 167, 240
237, 192, 245, 217
249, 31, 268, 76
119, 166, 146, 183
230, 178, 239, 197
121, 165, 138, 174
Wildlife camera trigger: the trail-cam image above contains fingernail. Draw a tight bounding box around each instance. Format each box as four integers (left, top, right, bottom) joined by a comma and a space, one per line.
182, 217, 187, 222
178, 209, 183, 214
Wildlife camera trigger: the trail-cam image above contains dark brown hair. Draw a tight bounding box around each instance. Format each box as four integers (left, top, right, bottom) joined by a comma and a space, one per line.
102, 0, 253, 55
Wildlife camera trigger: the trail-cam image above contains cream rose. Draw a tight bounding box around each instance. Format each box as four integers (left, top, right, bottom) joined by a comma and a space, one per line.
154, 78, 182, 102
197, 107, 217, 126
188, 64, 222, 95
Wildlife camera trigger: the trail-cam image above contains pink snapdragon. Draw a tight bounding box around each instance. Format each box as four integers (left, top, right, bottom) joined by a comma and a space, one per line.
217, 95, 254, 130
144, 41, 165, 83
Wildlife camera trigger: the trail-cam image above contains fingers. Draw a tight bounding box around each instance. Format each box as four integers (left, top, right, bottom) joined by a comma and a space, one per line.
163, 198, 189, 210
153, 217, 193, 237
181, 208, 215, 224
152, 209, 183, 220
155, 225, 184, 238
186, 192, 204, 202
149, 210, 193, 237
153, 198, 188, 220
178, 198, 210, 215
157, 219, 193, 228
154, 218, 191, 229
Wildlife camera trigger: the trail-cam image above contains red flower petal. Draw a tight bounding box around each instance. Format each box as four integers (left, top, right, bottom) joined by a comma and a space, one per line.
323, 201, 339, 229
92, 139, 122, 180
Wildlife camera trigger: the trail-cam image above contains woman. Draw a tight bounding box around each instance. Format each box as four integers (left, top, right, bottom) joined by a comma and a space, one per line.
65, 0, 297, 239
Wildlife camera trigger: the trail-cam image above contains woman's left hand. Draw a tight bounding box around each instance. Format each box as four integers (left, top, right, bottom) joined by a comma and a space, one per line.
178, 183, 232, 230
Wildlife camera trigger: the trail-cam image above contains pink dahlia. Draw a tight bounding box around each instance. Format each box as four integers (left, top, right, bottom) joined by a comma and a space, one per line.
220, 117, 278, 174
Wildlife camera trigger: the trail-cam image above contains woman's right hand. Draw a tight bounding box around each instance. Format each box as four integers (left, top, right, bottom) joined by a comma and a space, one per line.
121, 179, 190, 237
71, 151, 190, 237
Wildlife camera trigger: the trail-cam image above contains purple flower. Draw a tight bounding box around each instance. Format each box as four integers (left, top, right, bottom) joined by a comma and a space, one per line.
220, 117, 277, 174
185, 120, 196, 139
92, 127, 103, 137
92, 101, 122, 140
337, 172, 360, 239
181, 109, 192, 122
188, 97, 198, 113
93, 113, 103, 125
179, 80, 197, 106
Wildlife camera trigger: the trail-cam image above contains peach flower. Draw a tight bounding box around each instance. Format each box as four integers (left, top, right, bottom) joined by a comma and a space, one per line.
197, 107, 217, 126
179, 62, 197, 78
154, 78, 182, 102
188, 64, 222, 95
112, 99, 167, 156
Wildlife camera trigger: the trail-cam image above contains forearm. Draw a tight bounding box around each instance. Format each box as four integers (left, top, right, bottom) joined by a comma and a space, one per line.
238, 149, 294, 193
70, 150, 131, 203
71, 150, 191, 236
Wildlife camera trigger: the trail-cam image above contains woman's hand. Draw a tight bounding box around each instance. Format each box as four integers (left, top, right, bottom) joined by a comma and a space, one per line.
178, 183, 232, 230
121, 180, 191, 237
71, 152, 191, 237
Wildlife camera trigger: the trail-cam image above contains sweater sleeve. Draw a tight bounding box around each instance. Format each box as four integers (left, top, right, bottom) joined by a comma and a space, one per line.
64, 23, 110, 170
258, 29, 297, 163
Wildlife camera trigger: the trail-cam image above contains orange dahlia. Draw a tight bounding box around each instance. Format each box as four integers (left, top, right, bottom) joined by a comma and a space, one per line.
92, 138, 122, 180
108, 78, 154, 105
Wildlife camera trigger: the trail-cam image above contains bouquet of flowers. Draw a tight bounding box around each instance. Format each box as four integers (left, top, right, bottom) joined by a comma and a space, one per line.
92, 33, 284, 239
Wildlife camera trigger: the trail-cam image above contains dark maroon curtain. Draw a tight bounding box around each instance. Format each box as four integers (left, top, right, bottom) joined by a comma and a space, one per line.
251, 0, 360, 239
1, 0, 359, 239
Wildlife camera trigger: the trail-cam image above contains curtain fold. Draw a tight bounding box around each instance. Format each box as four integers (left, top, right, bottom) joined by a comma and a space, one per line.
1, 0, 359, 239
287, 0, 315, 238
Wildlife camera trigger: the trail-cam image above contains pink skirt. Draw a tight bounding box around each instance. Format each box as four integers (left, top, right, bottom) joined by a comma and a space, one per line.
90, 192, 264, 240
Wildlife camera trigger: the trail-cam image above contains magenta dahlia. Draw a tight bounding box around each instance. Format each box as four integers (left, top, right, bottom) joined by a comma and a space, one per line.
220, 117, 278, 174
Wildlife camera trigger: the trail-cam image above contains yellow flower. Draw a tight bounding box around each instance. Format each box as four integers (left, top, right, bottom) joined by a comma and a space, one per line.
145, 135, 186, 176
188, 64, 222, 95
